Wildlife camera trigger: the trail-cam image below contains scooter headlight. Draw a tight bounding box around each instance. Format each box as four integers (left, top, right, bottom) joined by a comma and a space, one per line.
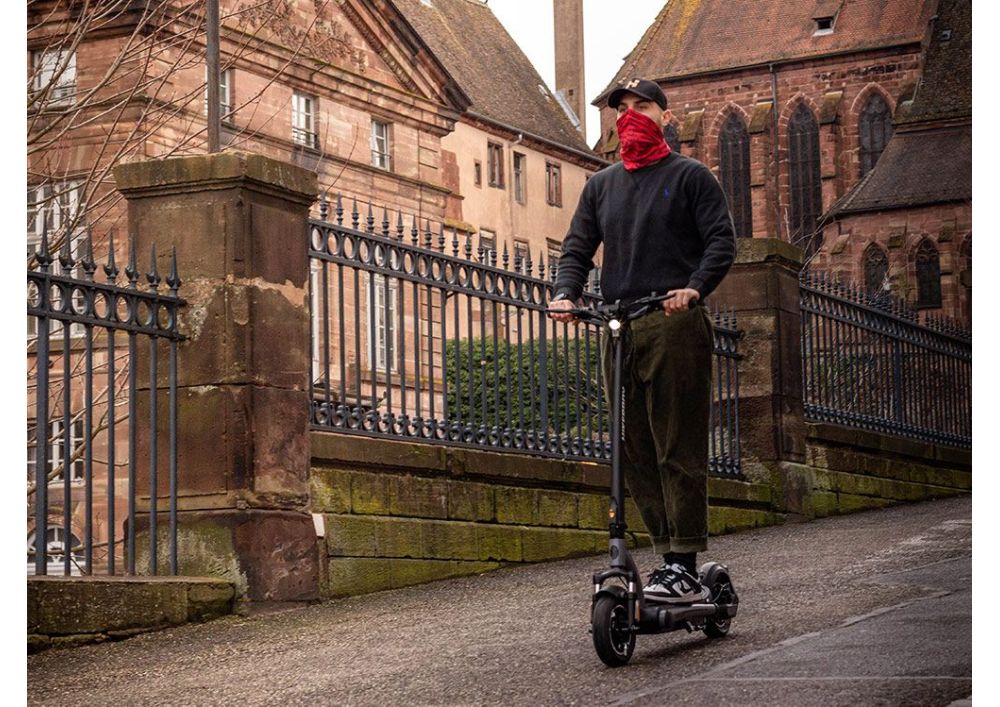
609, 319, 621, 332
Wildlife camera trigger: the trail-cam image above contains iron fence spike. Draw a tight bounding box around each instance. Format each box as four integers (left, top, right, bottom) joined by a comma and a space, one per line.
126, 235, 139, 284
366, 203, 374, 233
167, 246, 181, 294
381, 207, 389, 237
424, 220, 433, 248
502, 241, 509, 270
319, 196, 329, 221
438, 223, 446, 251
464, 232, 472, 258
451, 227, 459, 256
148, 243, 161, 290
411, 214, 419, 245
82, 227, 96, 279
104, 230, 118, 281
396, 210, 404, 241
335, 193, 343, 225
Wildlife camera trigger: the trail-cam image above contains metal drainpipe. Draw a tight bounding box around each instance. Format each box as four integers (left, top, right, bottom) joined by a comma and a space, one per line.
769, 63, 782, 242
509, 133, 524, 252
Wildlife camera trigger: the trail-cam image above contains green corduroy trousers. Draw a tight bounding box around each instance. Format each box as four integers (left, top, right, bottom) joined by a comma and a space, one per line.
602, 305, 714, 555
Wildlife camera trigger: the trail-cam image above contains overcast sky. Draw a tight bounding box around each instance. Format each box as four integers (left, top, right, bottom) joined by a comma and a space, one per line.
486, 0, 665, 148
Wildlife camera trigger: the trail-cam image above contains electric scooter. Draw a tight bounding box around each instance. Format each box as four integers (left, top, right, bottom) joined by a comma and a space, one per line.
552, 292, 739, 667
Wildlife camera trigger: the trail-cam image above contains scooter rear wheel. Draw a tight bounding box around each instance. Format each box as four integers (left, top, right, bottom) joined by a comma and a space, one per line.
702, 568, 737, 639
592, 595, 635, 667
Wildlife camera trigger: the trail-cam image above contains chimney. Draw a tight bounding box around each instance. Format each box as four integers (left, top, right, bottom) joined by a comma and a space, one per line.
553, 0, 586, 135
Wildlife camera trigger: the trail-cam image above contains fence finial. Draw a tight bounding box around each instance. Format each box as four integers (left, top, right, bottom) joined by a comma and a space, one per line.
438, 223, 446, 251
104, 230, 118, 283
148, 243, 161, 291
424, 219, 433, 249
167, 246, 181, 295
464, 231, 472, 259
396, 210, 404, 241
365, 202, 374, 234
525, 248, 533, 277
381, 207, 389, 237
82, 228, 96, 280
335, 193, 344, 226
502, 241, 509, 270
319, 195, 329, 221
351, 197, 359, 230
58, 225, 75, 271
37, 217, 52, 270
125, 235, 139, 285
451, 227, 459, 257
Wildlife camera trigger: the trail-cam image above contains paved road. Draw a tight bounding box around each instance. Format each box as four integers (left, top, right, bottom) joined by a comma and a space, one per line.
28, 496, 972, 706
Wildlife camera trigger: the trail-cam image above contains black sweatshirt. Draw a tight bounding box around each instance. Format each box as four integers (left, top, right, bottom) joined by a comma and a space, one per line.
554, 153, 736, 303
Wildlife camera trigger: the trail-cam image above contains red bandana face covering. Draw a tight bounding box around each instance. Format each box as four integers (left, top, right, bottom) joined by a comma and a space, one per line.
616, 109, 671, 171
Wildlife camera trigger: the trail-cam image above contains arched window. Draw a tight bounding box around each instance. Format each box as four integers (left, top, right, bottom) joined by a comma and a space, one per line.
718, 113, 752, 238
863, 244, 889, 295
915, 240, 942, 308
859, 94, 893, 178
788, 103, 823, 256
663, 123, 681, 153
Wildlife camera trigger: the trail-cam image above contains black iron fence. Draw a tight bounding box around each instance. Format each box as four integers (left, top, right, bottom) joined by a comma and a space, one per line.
800, 272, 971, 448
27, 230, 184, 576
308, 196, 744, 477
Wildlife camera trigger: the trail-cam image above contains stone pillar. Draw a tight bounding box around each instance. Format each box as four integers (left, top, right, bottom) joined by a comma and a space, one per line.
115, 151, 318, 601
709, 238, 811, 515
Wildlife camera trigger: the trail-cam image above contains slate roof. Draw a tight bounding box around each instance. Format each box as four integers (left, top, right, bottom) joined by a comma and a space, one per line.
598, 0, 936, 101
829, 0, 971, 217
391, 0, 593, 155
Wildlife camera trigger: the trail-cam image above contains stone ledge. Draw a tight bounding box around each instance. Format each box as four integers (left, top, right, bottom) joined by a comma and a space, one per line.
28, 576, 236, 653
807, 422, 971, 469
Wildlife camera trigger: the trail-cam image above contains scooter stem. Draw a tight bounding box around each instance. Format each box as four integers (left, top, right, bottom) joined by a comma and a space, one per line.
608, 318, 627, 548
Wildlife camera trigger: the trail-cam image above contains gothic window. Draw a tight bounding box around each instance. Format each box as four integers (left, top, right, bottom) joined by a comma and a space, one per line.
859, 94, 893, 178
863, 244, 889, 295
718, 113, 752, 238
663, 123, 681, 153
788, 103, 823, 256
915, 240, 942, 308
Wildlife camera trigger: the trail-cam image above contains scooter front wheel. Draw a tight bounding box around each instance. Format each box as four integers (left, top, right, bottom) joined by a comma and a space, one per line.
592, 595, 635, 667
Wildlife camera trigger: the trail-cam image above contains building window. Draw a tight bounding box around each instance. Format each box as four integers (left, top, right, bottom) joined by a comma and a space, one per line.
28, 181, 85, 338
546, 162, 562, 207
863, 244, 889, 295
27, 526, 83, 576
31, 49, 76, 107
371, 119, 392, 170
513, 152, 526, 204
27, 419, 85, 485
205, 68, 234, 123
718, 113, 752, 238
479, 229, 496, 265
367, 273, 398, 372
487, 142, 504, 188
859, 94, 893, 178
813, 16, 835, 35
915, 240, 942, 308
663, 123, 681, 153
513, 239, 529, 271
474, 160, 482, 187
788, 103, 823, 257
292, 91, 317, 148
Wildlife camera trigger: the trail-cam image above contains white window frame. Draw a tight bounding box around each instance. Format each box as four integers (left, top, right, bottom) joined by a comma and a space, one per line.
479, 229, 497, 266
367, 271, 398, 373
292, 91, 317, 148
28, 181, 86, 338
27, 526, 83, 576
32, 49, 76, 107
371, 119, 392, 171
310, 261, 323, 383
28, 419, 85, 486
205, 67, 233, 122
513, 152, 526, 204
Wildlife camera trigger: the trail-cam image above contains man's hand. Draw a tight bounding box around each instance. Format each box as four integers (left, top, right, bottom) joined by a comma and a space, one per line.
663, 288, 700, 316
547, 297, 577, 323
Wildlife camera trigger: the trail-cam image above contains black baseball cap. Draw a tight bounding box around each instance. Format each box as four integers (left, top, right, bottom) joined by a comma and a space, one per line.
608, 78, 668, 110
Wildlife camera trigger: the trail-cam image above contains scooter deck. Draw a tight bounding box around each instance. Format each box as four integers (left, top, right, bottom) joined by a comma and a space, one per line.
637, 600, 738, 634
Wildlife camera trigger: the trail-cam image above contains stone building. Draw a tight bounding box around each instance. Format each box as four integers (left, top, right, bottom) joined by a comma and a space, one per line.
27, 0, 601, 573
592, 0, 970, 324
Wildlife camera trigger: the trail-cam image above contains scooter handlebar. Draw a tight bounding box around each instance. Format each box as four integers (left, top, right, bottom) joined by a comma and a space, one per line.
548, 292, 697, 324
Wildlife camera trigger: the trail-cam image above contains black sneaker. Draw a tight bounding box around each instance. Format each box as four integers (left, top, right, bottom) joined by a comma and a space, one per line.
643, 563, 710, 604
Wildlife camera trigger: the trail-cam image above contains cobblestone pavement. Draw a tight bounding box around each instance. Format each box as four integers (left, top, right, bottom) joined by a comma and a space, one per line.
28, 496, 972, 706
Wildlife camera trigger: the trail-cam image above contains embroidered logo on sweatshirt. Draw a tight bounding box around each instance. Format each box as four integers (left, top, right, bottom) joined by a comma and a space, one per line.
663, 187, 671, 199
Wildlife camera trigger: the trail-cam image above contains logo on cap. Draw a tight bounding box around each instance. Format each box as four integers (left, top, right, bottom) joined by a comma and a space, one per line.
626, 79, 641, 89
